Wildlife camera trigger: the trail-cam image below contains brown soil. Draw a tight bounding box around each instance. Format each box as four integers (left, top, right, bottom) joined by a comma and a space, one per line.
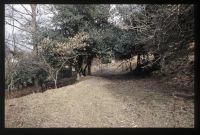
5, 60, 194, 128
5, 72, 194, 128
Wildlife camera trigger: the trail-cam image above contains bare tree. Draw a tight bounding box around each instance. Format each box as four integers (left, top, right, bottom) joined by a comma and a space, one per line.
39, 55, 67, 89
5, 4, 39, 55
5, 5, 19, 94
114, 4, 193, 72
30, 4, 38, 55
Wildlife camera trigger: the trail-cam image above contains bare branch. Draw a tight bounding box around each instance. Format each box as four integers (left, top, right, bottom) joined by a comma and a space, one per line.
5, 15, 26, 26
5, 42, 23, 51
5, 40, 33, 50
5, 21, 32, 33
20, 4, 32, 15
7, 4, 32, 16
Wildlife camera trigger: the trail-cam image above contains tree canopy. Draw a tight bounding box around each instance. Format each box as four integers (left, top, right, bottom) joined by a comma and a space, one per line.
5, 4, 194, 90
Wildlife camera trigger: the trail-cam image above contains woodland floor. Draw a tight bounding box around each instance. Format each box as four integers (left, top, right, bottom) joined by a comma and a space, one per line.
5, 62, 194, 128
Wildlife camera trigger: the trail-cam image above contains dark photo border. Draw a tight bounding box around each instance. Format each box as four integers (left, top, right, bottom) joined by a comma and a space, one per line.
0, 0, 199, 134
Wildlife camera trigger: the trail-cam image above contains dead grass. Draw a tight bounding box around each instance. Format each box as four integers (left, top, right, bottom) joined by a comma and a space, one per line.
5, 73, 194, 128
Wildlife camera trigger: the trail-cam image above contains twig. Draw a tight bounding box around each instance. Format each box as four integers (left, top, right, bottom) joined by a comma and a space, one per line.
20, 4, 33, 15
5, 21, 32, 33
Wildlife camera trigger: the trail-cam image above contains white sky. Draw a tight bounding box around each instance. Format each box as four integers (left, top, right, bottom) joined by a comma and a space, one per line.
5, 4, 123, 38
5, 4, 142, 52
5, 4, 30, 38
5, 4, 54, 36
5, 4, 54, 52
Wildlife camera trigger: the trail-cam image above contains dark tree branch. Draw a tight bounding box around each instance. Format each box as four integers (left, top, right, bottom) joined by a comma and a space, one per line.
5, 21, 32, 33
20, 4, 33, 15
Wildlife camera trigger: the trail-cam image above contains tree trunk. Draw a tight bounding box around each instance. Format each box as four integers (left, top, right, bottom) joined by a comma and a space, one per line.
54, 79, 57, 89
136, 53, 141, 70
33, 77, 39, 92
152, 53, 161, 70
160, 55, 166, 73
84, 65, 87, 76
87, 56, 93, 75
76, 73, 80, 81
77, 56, 84, 76
129, 62, 132, 71
69, 64, 73, 77
8, 77, 14, 96
153, 53, 160, 62
147, 53, 149, 61
54, 71, 60, 89
88, 64, 91, 75
30, 4, 38, 56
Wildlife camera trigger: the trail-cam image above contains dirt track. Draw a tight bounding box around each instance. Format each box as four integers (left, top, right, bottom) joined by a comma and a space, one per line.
5, 73, 194, 128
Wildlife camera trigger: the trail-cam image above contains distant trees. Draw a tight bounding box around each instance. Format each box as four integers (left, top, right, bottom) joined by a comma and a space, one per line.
43, 4, 115, 76
113, 4, 194, 74
5, 4, 41, 91
38, 32, 91, 88
5, 4, 39, 53
5, 4, 194, 91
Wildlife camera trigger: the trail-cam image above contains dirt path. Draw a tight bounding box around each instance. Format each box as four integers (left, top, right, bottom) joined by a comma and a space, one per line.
5, 74, 194, 128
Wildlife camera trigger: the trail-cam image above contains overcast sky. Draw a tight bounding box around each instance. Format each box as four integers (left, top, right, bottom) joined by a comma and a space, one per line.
5, 4, 54, 37
5, 5, 28, 37
5, 4, 126, 36
5, 4, 138, 52
5, 4, 54, 52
